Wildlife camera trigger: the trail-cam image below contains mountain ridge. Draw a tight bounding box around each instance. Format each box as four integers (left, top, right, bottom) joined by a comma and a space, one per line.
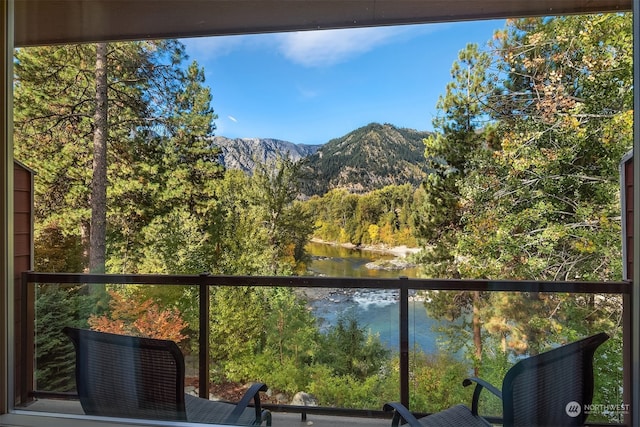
212, 123, 431, 195
303, 123, 430, 195
211, 136, 321, 173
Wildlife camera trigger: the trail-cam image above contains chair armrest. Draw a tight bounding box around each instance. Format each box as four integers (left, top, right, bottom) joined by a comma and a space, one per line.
463, 377, 503, 416
229, 382, 270, 425
383, 402, 423, 427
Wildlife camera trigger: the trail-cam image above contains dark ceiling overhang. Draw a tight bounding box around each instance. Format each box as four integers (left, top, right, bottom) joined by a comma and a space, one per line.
15, 0, 633, 46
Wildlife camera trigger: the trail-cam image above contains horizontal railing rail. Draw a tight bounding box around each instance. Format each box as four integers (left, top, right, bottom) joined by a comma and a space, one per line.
23, 271, 631, 293
22, 271, 632, 426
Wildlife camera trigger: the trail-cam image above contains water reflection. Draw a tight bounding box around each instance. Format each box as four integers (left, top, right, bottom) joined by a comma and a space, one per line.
306, 241, 419, 278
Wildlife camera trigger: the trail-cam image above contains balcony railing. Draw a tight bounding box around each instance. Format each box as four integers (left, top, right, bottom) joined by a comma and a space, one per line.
20, 271, 632, 426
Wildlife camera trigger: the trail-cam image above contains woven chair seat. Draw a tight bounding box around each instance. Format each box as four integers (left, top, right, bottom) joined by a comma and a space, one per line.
416, 405, 490, 427
185, 393, 265, 425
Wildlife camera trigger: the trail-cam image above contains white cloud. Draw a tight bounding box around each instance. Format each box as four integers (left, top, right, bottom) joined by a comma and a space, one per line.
276, 25, 439, 67
296, 85, 320, 99
182, 23, 448, 67
276, 28, 388, 67
181, 33, 271, 61
228, 115, 238, 122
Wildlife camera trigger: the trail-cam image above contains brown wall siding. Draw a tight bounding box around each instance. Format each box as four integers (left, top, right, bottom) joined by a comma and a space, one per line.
13, 161, 33, 405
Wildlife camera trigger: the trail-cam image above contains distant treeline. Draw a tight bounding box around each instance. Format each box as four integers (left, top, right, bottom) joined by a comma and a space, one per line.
302, 184, 423, 248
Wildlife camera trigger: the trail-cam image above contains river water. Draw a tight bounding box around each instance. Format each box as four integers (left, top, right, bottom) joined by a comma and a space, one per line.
306, 242, 441, 354
306, 242, 420, 278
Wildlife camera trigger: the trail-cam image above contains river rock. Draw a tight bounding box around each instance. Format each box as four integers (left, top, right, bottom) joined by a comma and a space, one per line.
365, 259, 416, 271
291, 391, 318, 406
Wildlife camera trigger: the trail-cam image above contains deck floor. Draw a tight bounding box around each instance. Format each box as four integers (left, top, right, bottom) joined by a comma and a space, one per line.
19, 399, 391, 427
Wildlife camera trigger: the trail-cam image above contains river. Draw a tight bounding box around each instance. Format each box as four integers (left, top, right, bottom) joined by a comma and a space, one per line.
306, 242, 442, 354
306, 241, 420, 278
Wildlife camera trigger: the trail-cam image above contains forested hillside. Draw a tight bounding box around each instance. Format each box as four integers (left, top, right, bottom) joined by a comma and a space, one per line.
301, 123, 431, 195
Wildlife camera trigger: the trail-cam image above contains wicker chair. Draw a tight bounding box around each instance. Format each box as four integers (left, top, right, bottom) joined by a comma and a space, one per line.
384, 332, 609, 427
63, 327, 271, 426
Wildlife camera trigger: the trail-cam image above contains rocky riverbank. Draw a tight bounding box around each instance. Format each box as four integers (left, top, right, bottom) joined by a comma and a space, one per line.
365, 258, 417, 271
299, 240, 422, 303
309, 238, 421, 258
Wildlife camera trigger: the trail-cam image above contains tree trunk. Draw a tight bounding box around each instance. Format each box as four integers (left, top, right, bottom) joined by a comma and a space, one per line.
89, 42, 108, 274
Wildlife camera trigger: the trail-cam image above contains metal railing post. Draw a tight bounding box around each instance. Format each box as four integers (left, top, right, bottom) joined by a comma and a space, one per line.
399, 276, 409, 409
19, 270, 28, 405
199, 279, 210, 399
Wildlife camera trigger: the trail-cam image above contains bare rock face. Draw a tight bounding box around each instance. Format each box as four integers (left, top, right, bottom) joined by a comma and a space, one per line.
211, 136, 320, 173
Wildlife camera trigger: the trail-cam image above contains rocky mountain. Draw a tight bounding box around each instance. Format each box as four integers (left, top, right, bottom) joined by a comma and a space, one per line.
212, 123, 431, 195
301, 123, 431, 195
211, 136, 321, 174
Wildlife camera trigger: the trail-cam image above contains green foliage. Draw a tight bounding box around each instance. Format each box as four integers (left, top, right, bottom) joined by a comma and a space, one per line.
252, 156, 316, 274
591, 333, 625, 423
259, 288, 319, 366
311, 349, 471, 412
34, 223, 85, 273
34, 285, 103, 391
307, 365, 396, 409
418, 14, 630, 369
232, 288, 320, 394
406, 351, 473, 413
137, 208, 211, 274
249, 353, 316, 397
307, 184, 418, 247
204, 170, 273, 275
301, 123, 430, 196
108, 58, 221, 273
208, 286, 268, 380
14, 41, 189, 271
315, 313, 390, 379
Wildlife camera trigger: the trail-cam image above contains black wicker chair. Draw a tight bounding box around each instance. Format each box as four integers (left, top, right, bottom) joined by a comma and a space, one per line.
63, 327, 271, 426
384, 332, 609, 427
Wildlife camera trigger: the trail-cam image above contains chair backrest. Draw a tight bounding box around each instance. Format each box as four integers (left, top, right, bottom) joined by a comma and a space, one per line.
63, 327, 187, 421
502, 332, 609, 427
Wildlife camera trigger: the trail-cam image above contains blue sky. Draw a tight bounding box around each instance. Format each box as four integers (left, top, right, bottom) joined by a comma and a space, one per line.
181, 19, 505, 146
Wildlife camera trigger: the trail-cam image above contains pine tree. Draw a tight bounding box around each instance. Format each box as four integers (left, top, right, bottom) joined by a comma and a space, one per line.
415, 43, 494, 373
14, 40, 188, 273
251, 156, 315, 274
456, 14, 631, 356
421, 16, 630, 391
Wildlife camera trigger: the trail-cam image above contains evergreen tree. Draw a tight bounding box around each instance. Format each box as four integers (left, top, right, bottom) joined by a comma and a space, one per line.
251, 156, 315, 274
460, 14, 630, 356
119, 60, 222, 273
14, 40, 188, 273
316, 313, 390, 380
419, 15, 630, 381
415, 43, 494, 245
415, 43, 494, 373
